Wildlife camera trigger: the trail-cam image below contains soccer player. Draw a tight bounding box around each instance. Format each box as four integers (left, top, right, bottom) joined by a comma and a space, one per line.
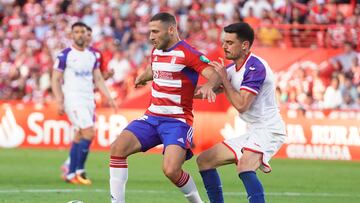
196, 22, 286, 203
52, 22, 117, 185
109, 12, 220, 203
59, 25, 115, 178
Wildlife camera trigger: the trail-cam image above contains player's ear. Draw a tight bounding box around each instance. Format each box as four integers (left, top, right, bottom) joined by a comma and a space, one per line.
242, 41, 249, 50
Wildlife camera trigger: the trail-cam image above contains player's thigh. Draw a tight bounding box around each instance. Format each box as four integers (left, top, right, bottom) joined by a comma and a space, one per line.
197, 143, 237, 170
237, 149, 262, 173
110, 130, 142, 157
162, 145, 187, 173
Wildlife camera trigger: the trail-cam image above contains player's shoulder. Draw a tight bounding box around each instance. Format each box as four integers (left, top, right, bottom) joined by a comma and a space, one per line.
57, 47, 72, 57
245, 53, 269, 71
88, 46, 101, 58
88, 46, 100, 53
176, 40, 202, 56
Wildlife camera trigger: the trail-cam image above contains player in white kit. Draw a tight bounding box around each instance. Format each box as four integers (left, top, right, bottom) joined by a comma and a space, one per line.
51, 22, 116, 184
196, 22, 286, 203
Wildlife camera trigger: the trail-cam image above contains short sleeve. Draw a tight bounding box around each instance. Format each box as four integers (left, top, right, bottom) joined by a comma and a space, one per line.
54, 48, 71, 72
240, 61, 266, 95
182, 43, 209, 73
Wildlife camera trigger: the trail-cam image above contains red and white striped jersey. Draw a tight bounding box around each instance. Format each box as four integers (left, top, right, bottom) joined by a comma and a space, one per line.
145, 40, 209, 126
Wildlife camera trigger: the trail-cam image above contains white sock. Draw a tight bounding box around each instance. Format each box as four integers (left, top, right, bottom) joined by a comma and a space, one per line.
64, 157, 70, 165
110, 156, 128, 203
176, 171, 203, 203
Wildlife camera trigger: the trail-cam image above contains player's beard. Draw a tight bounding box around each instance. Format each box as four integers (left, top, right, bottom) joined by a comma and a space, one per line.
75, 38, 86, 48
225, 49, 242, 61
157, 35, 170, 50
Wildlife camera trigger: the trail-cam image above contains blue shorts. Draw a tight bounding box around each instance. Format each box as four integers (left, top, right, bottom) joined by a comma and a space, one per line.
124, 114, 194, 160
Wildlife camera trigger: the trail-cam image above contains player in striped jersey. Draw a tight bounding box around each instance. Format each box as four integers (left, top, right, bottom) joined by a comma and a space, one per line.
196, 23, 286, 203
109, 13, 220, 203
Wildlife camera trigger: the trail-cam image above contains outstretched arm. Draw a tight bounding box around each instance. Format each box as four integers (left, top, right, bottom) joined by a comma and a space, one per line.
135, 65, 153, 88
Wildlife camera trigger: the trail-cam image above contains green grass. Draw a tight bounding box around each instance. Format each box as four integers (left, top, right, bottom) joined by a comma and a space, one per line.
0, 148, 359, 203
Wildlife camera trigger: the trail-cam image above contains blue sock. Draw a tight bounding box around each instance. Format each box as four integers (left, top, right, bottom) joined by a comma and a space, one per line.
77, 139, 92, 171
69, 142, 80, 174
200, 169, 224, 203
239, 171, 265, 203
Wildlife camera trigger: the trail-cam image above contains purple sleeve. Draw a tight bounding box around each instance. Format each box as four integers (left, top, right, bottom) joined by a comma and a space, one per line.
54, 48, 71, 72
240, 57, 266, 95
91, 51, 99, 70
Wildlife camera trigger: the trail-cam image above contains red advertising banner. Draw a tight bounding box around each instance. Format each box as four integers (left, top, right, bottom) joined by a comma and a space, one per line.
1, 102, 359, 161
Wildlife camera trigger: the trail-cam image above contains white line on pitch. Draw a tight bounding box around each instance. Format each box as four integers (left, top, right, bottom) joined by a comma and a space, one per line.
0, 189, 358, 198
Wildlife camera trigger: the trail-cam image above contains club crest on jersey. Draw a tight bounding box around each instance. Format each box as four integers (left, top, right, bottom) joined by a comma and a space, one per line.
199, 55, 210, 63
154, 56, 158, 61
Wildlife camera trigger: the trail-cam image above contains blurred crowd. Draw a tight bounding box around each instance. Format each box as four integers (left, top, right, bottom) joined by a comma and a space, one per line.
0, 0, 359, 110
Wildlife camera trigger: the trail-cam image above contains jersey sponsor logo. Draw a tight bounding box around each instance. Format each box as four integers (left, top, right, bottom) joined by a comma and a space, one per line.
199, 55, 210, 63
153, 70, 173, 80
137, 115, 148, 121
0, 106, 25, 148
74, 70, 92, 77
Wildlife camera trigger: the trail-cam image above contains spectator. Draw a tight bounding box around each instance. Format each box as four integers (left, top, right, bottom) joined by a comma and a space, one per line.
323, 76, 343, 109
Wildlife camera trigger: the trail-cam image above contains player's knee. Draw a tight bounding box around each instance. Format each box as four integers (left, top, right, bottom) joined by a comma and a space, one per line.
80, 127, 95, 140
237, 157, 258, 172
110, 143, 125, 158
196, 153, 211, 170
162, 164, 181, 181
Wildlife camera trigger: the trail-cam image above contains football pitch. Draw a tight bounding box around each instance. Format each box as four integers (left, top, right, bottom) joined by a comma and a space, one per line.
0, 148, 359, 203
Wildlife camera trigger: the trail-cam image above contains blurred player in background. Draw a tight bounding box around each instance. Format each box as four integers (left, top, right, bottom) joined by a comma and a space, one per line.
196, 22, 286, 203
52, 22, 117, 185
60, 25, 115, 175
109, 12, 220, 203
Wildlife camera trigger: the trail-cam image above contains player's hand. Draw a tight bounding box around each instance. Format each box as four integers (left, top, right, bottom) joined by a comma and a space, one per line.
108, 69, 115, 78
196, 83, 216, 103
57, 103, 65, 116
209, 58, 227, 80
134, 76, 147, 88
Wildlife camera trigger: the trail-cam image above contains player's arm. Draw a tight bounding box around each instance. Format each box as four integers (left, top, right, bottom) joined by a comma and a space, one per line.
134, 64, 153, 88
101, 69, 114, 80
210, 60, 260, 113
51, 69, 65, 115
93, 68, 118, 111
194, 64, 222, 102
221, 77, 256, 113
194, 85, 223, 99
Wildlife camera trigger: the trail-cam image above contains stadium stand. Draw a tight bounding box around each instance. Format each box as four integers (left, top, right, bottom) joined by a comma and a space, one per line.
0, 0, 359, 111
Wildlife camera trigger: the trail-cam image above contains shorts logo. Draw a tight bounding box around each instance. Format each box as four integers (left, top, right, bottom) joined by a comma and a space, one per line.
177, 138, 184, 144
249, 67, 256, 71
137, 115, 148, 121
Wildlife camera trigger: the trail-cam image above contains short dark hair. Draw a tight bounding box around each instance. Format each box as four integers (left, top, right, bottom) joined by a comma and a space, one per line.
224, 22, 254, 47
86, 26, 92, 32
150, 12, 176, 26
71, 22, 88, 30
